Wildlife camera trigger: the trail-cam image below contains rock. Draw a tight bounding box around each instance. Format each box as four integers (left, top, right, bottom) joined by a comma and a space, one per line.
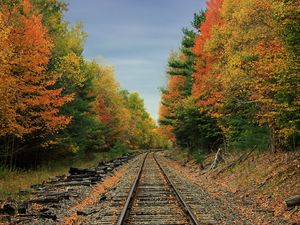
77, 210, 87, 216
40, 211, 57, 220
76, 208, 97, 216
39, 207, 49, 213
106, 167, 113, 172
3, 203, 16, 215
97, 166, 108, 172
99, 194, 107, 202
30, 196, 61, 204
96, 169, 106, 174
69, 167, 96, 175
18, 201, 28, 214
285, 195, 300, 207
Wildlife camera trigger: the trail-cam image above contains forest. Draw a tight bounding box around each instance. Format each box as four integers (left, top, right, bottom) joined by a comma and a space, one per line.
158, 0, 300, 160
0, 0, 168, 170
0, 0, 299, 223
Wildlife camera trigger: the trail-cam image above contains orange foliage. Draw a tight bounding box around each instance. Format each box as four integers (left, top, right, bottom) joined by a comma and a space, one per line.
156, 125, 176, 143
97, 97, 112, 123
158, 75, 187, 143
159, 75, 186, 119
0, 1, 72, 138
192, 0, 224, 108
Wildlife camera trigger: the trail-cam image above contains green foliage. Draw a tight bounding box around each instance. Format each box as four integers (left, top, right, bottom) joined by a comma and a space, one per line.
173, 98, 221, 151
53, 60, 106, 154
228, 125, 270, 151
159, 11, 222, 150
166, 12, 204, 97
191, 148, 207, 164
192, 10, 206, 30
110, 141, 129, 155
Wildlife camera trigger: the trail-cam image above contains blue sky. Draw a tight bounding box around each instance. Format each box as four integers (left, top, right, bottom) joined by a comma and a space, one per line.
64, 0, 206, 121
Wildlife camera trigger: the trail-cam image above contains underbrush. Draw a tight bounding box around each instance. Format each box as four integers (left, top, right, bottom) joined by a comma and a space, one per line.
0, 148, 128, 201
167, 147, 207, 166
218, 151, 300, 197
167, 148, 300, 223
166, 148, 189, 162
168, 147, 300, 200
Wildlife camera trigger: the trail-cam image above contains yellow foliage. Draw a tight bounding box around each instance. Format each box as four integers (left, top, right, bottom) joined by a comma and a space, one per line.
59, 53, 85, 86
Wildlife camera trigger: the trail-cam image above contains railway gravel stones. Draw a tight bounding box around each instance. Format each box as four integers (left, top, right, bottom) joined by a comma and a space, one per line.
96, 152, 207, 225
95, 154, 146, 224
123, 153, 190, 225
2, 150, 290, 224
157, 154, 285, 225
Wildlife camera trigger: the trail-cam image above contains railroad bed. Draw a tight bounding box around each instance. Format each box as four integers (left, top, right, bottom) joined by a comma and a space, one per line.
99, 152, 216, 225
2, 151, 291, 224
123, 153, 190, 225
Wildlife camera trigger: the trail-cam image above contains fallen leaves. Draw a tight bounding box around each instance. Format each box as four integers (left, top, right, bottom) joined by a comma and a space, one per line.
164, 150, 300, 224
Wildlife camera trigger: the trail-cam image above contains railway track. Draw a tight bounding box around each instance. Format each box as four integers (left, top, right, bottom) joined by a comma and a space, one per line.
116, 152, 201, 225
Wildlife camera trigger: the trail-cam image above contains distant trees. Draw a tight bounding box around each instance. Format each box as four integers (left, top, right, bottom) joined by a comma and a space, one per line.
159, 0, 300, 153
0, 0, 167, 169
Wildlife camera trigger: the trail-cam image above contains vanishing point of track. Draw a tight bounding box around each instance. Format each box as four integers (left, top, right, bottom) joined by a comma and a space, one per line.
116, 152, 200, 225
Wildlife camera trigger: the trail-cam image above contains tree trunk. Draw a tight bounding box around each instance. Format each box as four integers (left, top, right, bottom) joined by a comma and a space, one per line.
209, 147, 223, 169
4, 136, 10, 166
9, 136, 15, 171
270, 127, 276, 153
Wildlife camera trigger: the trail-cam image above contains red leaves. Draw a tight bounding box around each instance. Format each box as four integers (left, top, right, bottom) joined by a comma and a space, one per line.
23, 0, 31, 14
192, 0, 223, 109
159, 75, 186, 120
158, 75, 186, 143
200, 0, 223, 40
98, 97, 112, 123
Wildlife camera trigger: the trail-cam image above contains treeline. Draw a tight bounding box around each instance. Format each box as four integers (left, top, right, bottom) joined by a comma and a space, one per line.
158, 0, 299, 156
0, 0, 167, 169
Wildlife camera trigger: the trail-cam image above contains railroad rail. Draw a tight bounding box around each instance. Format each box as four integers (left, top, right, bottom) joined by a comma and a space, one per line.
116, 152, 200, 225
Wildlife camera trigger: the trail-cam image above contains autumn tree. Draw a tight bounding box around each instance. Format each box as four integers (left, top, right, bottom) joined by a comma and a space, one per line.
122, 91, 159, 149
94, 66, 131, 149
0, 0, 72, 167
204, 0, 299, 150
0, 0, 165, 169
159, 11, 221, 155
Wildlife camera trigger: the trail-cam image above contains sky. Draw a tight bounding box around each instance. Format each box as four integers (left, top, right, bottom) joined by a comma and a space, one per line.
64, 0, 206, 121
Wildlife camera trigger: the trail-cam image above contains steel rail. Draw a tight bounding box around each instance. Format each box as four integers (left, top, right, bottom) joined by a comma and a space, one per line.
116, 152, 148, 225
153, 153, 201, 225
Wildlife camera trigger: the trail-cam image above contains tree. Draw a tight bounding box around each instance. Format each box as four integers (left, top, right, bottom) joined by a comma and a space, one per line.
94, 65, 131, 148
173, 97, 221, 152
192, 0, 223, 112
0, 0, 72, 167
123, 92, 157, 149
205, 0, 299, 150
159, 10, 221, 151
51, 61, 106, 154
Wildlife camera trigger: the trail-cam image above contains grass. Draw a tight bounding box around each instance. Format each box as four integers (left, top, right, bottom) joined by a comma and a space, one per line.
166, 147, 207, 165
166, 148, 189, 163
0, 149, 128, 202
